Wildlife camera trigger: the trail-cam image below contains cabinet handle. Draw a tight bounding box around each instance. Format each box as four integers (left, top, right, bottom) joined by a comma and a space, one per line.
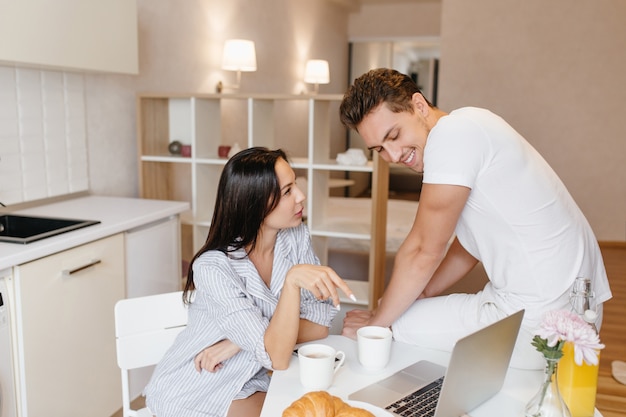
62, 259, 102, 277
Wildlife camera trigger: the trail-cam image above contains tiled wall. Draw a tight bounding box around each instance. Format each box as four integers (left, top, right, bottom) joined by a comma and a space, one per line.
0, 65, 89, 205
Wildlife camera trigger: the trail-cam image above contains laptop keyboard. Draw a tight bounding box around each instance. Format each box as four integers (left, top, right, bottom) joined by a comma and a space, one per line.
385, 377, 444, 417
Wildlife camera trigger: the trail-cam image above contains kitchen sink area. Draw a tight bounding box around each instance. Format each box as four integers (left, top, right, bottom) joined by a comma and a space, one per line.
0, 214, 100, 244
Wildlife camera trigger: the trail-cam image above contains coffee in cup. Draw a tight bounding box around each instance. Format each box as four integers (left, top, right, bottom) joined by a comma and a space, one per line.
298, 343, 345, 390
357, 326, 392, 371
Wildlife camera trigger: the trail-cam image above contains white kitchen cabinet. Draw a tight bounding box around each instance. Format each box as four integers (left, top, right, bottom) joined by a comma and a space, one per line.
0, 269, 18, 417
137, 93, 389, 307
125, 215, 182, 400
0, 0, 138, 74
12, 233, 125, 417
125, 215, 182, 298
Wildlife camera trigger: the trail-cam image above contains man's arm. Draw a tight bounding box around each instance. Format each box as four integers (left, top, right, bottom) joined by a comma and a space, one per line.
348, 183, 471, 332
420, 237, 479, 298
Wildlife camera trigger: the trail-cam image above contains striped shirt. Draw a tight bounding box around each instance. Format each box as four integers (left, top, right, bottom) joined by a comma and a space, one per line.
144, 223, 336, 417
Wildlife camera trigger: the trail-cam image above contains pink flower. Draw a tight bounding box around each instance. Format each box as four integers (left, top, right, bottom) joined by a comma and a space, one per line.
536, 310, 605, 366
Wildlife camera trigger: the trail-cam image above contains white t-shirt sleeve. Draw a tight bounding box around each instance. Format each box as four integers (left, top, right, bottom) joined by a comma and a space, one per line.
423, 112, 492, 189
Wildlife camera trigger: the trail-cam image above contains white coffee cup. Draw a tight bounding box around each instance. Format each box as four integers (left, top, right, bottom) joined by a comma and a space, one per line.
357, 325, 393, 371
298, 343, 346, 390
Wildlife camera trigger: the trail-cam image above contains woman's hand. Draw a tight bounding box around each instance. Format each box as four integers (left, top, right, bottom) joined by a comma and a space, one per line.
284, 264, 355, 309
194, 339, 241, 372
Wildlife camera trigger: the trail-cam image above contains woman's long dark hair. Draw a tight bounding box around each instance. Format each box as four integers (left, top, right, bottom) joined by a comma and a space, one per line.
182, 147, 288, 303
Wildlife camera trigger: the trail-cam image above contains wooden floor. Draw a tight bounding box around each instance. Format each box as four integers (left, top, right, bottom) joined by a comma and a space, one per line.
595, 243, 626, 417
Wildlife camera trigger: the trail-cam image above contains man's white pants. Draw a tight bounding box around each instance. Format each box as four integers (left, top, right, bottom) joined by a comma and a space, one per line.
391, 291, 603, 370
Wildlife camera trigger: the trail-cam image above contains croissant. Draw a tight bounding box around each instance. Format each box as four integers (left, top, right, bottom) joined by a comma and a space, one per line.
282, 391, 375, 417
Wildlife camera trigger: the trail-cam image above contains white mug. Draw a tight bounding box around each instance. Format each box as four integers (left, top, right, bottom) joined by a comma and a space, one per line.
298, 343, 346, 390
357, 325, 393, 371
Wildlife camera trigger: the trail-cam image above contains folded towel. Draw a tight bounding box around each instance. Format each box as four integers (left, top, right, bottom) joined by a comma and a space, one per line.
336, 148, 367, 166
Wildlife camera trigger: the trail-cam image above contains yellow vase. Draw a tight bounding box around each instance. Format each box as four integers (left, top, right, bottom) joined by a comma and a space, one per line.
557, 342, 599, 417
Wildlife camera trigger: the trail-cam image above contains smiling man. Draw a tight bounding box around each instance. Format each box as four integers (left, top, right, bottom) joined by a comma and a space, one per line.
339, 68, 611, 369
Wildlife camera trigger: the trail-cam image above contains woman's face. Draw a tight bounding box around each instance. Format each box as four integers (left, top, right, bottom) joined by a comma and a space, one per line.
262, 158, 305, 231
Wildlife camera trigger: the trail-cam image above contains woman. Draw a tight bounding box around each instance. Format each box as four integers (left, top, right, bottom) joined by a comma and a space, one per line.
144, 147, 354, 417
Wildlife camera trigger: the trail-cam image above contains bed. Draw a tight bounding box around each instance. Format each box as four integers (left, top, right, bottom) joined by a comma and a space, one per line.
323, 197, 487, 295
325, 196, 418, 253
321, 197, 417, 285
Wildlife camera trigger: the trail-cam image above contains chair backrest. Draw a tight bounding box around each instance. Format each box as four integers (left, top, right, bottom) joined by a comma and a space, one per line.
114, 291, 188, 417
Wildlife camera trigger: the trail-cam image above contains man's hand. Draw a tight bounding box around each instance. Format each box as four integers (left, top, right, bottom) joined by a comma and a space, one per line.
341, 308, 374, 339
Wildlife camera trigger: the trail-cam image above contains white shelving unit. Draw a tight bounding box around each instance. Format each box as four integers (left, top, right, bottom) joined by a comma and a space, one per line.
136, 93, 389, 308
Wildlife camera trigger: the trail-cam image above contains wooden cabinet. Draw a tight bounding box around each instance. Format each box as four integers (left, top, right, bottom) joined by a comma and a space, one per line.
13, 234, 125, 417
136, 93, 388, 308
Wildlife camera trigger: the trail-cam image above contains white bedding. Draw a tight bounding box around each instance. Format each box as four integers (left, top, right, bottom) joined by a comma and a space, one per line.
325, 197, 417, 253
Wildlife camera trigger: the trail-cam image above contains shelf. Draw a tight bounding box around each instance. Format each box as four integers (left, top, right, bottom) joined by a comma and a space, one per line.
310, 228, 371, 240
291, 157, 373, 172
141, 155, 193, 163
341, 279, 369, 306
311, 160, 373, 172
328, 179, 356, 188
137, 93, 389, 308
194, 157, 229, 165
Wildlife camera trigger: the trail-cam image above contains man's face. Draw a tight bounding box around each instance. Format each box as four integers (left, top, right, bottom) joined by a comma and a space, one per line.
357, 101, 430, 173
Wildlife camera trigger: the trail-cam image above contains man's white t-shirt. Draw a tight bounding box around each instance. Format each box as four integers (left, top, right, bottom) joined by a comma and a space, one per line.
422, 107, 611, 326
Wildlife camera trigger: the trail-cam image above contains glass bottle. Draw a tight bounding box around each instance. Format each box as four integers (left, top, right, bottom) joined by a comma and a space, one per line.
525, 357, 572, 417
557, 277, 600, 417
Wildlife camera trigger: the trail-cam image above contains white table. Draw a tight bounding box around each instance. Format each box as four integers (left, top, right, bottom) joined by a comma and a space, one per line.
260, 335, 602, 417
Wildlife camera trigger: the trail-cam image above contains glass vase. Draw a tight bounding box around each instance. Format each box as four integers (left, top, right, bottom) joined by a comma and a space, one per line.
525, 357, 572, 417
557, 342, 599, 417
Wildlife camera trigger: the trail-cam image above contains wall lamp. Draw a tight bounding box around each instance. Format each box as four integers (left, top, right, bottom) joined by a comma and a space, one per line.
304, 59, 330, 94
216, 39, 257, 93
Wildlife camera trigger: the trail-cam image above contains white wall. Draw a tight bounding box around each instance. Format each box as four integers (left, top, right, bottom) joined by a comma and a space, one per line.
0, 67, 89, 205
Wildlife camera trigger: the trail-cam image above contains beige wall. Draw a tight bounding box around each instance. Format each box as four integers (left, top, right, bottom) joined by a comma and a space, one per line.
84, 0, 351, 198
12, 0, 622, 241
439, 0, 626, 241
349, 0, 626, 241
348, 1, 442, 39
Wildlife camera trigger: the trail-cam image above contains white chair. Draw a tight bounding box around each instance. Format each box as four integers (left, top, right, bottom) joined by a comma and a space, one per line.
114, 291, 188, 417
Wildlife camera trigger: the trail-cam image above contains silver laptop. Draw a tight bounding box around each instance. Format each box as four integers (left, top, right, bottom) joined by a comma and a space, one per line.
349, 309, 525, 417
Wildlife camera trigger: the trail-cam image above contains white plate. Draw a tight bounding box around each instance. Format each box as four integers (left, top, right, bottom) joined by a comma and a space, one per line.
346, 400, 394, 417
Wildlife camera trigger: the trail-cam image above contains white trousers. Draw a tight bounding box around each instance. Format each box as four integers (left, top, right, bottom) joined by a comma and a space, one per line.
391, 291, 604, 370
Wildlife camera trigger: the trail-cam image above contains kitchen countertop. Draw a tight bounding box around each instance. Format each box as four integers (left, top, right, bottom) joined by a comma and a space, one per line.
0, 195, 189, 270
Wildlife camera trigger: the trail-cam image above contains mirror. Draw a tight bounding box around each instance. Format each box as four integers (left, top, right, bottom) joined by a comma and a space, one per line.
349, 38, 440, 104
345, 38, 441, 199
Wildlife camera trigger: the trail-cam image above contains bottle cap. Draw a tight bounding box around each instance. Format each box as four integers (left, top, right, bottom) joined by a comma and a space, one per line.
583, 309, 598, 323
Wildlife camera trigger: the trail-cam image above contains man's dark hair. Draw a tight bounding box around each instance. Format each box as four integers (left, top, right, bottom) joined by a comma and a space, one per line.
339, 68, 433, 130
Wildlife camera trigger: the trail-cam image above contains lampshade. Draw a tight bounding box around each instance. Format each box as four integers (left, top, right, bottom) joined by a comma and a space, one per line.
304, 59, 330, 84
222, 39, 257, 72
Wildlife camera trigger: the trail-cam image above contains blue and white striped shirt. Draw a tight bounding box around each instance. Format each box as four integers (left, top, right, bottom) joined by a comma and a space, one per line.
144, 223, 336, 417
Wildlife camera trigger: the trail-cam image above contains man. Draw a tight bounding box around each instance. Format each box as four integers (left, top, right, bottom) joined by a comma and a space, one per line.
339, 68, 611, 369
